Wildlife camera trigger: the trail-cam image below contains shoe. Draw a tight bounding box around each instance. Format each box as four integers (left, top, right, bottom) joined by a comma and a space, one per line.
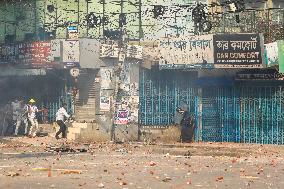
55, 135, 59, 140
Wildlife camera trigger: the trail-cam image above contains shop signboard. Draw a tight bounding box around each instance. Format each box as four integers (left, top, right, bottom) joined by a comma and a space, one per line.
158, 34, 214, 69
18, 41, 52, 68
213, 33, 264, 68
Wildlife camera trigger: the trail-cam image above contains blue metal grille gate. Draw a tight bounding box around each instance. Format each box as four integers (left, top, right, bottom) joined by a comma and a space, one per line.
139, 68, 284, 144
139, 68, 198, 126
201, 84, 284, 144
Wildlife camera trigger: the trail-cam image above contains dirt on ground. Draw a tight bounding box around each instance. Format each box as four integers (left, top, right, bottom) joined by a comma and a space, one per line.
1, 136, 284, 189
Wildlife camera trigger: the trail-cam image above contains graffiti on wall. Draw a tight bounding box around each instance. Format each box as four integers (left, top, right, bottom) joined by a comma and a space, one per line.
100, 44, 143, 60
0, 0, 205, 42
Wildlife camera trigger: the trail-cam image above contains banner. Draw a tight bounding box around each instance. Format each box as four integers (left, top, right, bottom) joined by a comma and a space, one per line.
213, 33, 264, 68
159, 34, 214, 69
18, 42, 52, 68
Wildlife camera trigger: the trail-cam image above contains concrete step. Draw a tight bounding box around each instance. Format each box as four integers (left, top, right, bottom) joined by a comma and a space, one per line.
76, 110, 96, 113
70, 122, 88, 129
68, 127, 82, 134
76, 113, 96, 116
75, 117, 96, 121
38, 124, 54, 133
76, 106, 96, 109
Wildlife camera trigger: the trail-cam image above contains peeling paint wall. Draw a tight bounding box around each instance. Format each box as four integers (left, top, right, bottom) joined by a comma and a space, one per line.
0, 0, 210, 43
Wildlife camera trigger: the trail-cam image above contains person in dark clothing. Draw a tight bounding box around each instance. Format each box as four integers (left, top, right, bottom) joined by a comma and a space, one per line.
55, 103, 70, 139
176, 106, 194, 142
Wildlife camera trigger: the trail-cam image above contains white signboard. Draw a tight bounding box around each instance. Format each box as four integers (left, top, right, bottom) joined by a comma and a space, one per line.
158, 34, 214, 69
265, 41, 278, 67
62, 40, 80, 65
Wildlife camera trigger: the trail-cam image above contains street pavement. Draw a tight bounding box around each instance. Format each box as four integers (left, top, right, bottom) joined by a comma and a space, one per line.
1, 137, 284, 189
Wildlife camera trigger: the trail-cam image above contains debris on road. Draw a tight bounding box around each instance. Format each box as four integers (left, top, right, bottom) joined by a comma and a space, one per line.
6, 172, 20, 177
32, 167, 83, 174
162, 177, 172, 182
98, 183, 105, 188
149, 161, 156, 166
119, 181, 127, 186
62, 170, 82, 174
216, 176, 224, 182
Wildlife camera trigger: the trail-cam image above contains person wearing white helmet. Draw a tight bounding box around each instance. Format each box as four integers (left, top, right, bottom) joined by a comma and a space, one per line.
27, 98, 40, 137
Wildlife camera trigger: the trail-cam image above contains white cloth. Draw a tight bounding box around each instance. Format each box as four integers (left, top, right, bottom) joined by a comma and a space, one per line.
56, 107, 70, 121
27, 105, 38, 119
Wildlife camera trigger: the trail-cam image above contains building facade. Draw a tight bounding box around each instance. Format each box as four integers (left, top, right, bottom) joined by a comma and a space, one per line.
1, 0, 284, 143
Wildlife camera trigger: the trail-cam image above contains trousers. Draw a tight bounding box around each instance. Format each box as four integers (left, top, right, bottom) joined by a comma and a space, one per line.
14, 118, 28, 135
28, 118, 38, 137
55, 120, 67, 138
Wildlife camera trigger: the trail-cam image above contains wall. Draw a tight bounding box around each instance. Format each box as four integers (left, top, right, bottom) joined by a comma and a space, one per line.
0, 0, 210, 43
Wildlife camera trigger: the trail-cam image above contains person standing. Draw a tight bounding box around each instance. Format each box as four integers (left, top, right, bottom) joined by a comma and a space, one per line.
176, 105, 194, 142
14, 99, 29, 136
11, 99, 20, 136
27, 98, 39, 137
55, 103, 70, 139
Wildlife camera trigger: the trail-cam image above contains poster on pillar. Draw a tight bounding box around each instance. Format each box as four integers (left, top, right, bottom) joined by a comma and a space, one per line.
213, 33, 264, 68
100, 90, 111, 112
100, 68, 113, 89
114, 109, 129, 125
158, 34, 214, 69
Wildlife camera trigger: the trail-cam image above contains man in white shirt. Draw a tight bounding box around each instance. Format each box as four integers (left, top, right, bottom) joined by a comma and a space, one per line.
55, 103, 70, 139
27, 98, 39, 137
